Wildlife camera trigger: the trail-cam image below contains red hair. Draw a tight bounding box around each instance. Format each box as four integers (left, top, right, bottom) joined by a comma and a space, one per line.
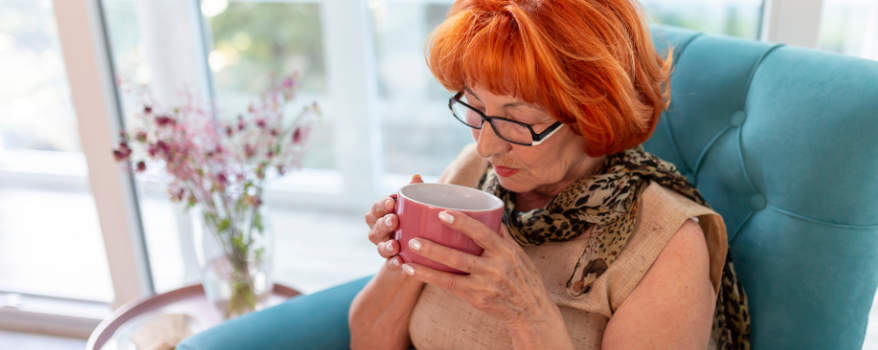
426, 0, 672, 156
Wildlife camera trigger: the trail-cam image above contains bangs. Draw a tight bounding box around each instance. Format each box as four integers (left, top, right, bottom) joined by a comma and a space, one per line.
427, 7, 557, 110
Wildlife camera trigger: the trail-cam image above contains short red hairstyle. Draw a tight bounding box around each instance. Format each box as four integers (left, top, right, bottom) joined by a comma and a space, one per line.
427, 0, 672, 156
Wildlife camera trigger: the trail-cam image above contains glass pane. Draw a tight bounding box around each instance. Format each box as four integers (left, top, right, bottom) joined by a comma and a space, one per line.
642, 0, 764, 39
0, 0, 113, 301
206, 2, 335, 170
102, 0, 372, 295
819, 0, 878, 61
373, 3, 469, 178
101, 0, 199, 293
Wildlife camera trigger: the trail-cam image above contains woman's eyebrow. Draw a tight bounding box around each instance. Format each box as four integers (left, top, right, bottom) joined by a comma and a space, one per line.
464, 87, 528, 109
463, 87, 481, 102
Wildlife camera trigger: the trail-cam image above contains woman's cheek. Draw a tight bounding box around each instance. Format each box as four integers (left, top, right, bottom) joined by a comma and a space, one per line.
471, 128, 480, 142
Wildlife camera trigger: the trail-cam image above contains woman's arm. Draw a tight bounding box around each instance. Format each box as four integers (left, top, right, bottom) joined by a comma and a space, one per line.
602, 219, 716, 350
349, 263, 425, 350
349, 175, 426, 350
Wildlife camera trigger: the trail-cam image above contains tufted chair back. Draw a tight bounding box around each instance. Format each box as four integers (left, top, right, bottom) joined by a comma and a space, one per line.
644, 26, 878, 349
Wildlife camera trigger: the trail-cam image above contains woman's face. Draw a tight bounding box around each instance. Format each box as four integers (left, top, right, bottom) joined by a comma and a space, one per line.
464, 85, 592, 194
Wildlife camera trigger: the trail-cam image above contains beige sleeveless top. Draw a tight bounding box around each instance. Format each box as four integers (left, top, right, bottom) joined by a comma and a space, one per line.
409, 145, 728, 350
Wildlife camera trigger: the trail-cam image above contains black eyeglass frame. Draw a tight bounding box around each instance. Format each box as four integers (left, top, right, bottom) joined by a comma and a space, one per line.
448, 92, 564, 146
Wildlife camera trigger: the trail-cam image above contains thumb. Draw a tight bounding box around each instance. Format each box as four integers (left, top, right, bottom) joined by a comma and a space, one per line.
410, 174, 424, 184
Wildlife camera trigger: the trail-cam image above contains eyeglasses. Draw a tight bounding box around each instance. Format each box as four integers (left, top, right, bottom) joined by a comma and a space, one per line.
448, 92, 564, 146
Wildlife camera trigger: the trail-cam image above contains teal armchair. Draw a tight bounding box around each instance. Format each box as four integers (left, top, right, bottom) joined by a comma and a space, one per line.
179, 26, 878, 350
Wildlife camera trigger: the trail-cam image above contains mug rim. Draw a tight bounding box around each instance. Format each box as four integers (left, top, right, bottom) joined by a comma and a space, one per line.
398, 183, 504, 212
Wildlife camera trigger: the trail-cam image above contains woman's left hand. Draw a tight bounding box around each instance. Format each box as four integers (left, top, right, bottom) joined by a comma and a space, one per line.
400, 210, 562, 332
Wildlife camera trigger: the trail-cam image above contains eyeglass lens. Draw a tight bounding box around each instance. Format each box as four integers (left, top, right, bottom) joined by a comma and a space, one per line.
451, 96, 532, 144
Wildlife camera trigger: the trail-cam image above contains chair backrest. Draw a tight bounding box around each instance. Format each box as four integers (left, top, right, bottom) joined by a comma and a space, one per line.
645, 26, 878, 349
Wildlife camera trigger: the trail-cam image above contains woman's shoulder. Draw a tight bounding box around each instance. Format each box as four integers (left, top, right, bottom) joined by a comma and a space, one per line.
636, 181, 728, 294
439, 143, 488, 188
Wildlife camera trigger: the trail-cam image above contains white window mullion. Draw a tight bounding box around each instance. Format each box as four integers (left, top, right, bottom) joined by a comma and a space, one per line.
322, 0, 382, 204
53, 0, 153, 308
761, 0, 825, 48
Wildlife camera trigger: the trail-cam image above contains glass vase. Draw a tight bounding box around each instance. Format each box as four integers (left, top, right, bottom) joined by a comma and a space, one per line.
196, 204, 274, 320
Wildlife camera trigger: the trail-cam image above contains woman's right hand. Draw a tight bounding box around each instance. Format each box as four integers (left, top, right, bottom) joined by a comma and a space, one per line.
365, 174, 424, 272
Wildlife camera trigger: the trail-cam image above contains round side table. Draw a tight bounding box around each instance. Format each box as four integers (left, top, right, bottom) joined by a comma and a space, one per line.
86, 284, 301, 350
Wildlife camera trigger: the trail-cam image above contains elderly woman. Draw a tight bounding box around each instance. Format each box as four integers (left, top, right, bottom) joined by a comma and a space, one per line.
350, 0, 750, 349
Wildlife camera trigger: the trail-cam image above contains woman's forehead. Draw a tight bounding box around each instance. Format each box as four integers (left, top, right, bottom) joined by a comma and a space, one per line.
464, 85, 544, 111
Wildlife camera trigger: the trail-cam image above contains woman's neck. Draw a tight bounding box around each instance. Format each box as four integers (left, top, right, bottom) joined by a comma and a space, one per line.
514, 155, 606, 212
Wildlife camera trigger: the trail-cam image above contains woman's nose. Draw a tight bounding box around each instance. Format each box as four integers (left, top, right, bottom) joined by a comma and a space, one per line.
475, 122, 510, 158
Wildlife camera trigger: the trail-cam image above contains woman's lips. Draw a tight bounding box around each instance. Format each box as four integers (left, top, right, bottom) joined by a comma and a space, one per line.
493, 164, 520, 177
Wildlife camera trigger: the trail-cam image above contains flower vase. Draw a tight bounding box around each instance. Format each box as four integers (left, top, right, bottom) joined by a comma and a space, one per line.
197, 204, 274, 320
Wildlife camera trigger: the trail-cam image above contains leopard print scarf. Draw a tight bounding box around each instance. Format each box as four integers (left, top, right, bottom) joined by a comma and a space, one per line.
477, 146, 752, 350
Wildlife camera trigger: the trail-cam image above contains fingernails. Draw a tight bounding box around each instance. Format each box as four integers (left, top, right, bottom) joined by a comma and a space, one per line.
385, 241, 394, 253
409, 238, 421, 251
438, 211, 454, 224
384, 215, 393, 227
384, 199, 394, 210
402, 264, 414, 275
391, 257, 400, 266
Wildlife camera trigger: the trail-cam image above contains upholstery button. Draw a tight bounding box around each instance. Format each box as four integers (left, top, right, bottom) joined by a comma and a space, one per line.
730, 110, 747, 127
749, 193, 767, 211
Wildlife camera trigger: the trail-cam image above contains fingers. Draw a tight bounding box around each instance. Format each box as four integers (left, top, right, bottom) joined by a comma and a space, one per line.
437, 210, 502, 252
377, 239, 399, 259
385, 256, 402, 271
408, 238, 479, 273
365, 196, 395, 227
368, 213, 397, 245
410, 174, 424, 184
401, 262, 471, 292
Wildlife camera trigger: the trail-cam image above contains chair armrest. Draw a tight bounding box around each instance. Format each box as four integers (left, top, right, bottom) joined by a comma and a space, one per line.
177, 276, 373, 350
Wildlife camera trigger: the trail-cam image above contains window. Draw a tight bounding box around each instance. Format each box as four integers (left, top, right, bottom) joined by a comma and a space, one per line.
0, 0, 113, 302
819, 0, 878, 61
100, 0, 381, 295
642, 0, 765, 39
206, 2, 335, 170
372, 2, 466, 187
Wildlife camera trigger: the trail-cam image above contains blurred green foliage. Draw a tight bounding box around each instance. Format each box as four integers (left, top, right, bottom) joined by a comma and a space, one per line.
209, 3, 326, 94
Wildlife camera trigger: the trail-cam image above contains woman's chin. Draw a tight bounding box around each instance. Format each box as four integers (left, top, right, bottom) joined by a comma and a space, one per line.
496, 176, 533, 193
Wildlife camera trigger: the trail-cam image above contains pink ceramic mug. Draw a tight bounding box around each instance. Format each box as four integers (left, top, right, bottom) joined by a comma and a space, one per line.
392, 183, 504, 274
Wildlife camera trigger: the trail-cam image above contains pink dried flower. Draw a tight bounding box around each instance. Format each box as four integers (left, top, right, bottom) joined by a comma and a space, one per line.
113, 142, 132, 161
156, 140, 170, 156
155, 115, 176, 127
112, 72, 318, 253
170, 188, 185, 202
217, 173, 228, 185
292, 128, 302, 144
282, 77, 294, 89
135, 131, 148, 143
